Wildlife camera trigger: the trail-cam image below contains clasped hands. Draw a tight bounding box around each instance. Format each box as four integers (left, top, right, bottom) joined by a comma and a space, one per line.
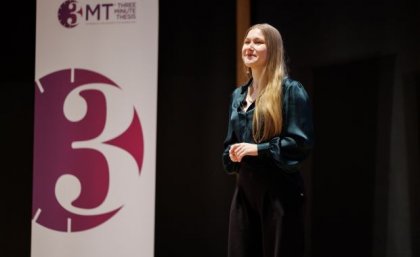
229, 143, 258, 162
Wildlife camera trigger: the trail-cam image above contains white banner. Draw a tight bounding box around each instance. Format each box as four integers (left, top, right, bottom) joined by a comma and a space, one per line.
32, 0, 158, 256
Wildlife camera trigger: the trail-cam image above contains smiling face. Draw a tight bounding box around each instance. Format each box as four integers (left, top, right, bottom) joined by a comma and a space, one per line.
242, 28, 268, 70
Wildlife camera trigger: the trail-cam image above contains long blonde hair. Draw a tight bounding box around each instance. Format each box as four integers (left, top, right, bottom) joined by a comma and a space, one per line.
244, 24, 287, 142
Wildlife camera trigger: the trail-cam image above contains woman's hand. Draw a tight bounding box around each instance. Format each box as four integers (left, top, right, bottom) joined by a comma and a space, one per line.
229, 143, 258, 162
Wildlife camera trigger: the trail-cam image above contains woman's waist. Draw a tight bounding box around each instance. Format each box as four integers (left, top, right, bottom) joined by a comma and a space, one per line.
237, 159, 303, 188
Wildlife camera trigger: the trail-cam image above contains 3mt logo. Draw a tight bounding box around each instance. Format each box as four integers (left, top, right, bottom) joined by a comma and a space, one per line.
32, 69, 144, 232
58, 0, 83, 28
58, 0, 114, 28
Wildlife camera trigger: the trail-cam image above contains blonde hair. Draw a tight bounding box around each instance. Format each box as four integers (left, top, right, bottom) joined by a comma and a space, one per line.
244, 23, 287, 142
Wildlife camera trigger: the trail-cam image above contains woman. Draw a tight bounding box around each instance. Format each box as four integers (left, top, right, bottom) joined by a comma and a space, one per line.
222, 23, 314, 257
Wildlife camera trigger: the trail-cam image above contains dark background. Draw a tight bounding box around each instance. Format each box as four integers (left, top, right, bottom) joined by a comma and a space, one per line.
2, 0, 419, 257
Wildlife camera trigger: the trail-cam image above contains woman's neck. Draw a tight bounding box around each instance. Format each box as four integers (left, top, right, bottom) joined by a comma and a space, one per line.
251, 68, 262, 92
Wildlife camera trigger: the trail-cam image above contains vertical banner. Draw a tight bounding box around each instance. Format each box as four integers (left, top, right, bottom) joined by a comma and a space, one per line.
32, 1, 158, 257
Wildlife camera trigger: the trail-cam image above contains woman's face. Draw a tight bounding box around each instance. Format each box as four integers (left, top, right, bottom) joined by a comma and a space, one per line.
242, 28, 268, 69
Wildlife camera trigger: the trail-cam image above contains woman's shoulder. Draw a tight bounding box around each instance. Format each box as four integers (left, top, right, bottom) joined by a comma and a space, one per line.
283, 76, 304, 89
282, 76, 310, 99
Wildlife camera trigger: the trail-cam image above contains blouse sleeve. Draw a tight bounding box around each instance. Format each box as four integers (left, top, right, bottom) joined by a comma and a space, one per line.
222, 92, 240, 174
257, 80, 314, 172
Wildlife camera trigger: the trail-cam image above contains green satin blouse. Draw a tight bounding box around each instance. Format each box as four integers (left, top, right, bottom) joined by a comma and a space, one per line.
222, 77, 314, 175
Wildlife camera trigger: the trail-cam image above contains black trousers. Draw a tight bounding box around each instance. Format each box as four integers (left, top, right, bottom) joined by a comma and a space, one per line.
228, 167, 305, 257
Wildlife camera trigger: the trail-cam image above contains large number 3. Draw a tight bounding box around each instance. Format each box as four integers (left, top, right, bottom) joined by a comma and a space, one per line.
33, 69, 144, 232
